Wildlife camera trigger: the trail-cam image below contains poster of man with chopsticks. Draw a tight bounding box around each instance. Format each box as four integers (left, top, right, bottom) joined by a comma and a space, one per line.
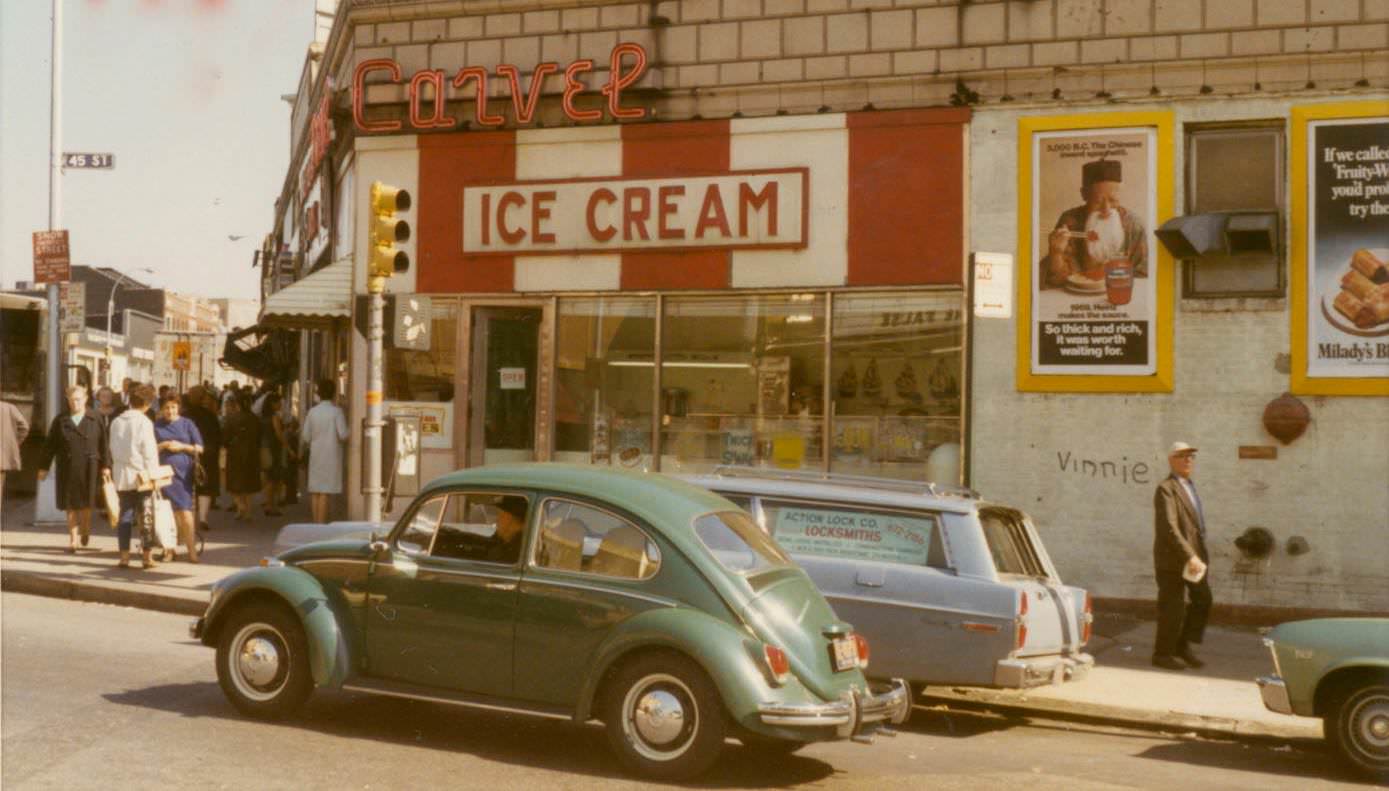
1029, 126, 1157, 377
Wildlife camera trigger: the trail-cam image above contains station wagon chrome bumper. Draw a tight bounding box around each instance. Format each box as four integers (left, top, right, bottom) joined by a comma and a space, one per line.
757, 678, 911, 737
1256, 675, 1292, 715
994, 652, 1094, 688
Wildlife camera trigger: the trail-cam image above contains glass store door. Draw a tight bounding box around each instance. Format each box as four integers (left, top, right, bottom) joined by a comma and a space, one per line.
469, 307, 541, 467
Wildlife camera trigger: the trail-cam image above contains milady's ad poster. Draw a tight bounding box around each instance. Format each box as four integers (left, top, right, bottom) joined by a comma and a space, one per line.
1031, 128, 1157, 376
1307, 117, 1389, 379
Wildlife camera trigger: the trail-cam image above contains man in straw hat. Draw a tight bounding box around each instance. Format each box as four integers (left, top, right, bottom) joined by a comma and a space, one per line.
1152, 441, 1212, 671
1041, 157, 1149, 289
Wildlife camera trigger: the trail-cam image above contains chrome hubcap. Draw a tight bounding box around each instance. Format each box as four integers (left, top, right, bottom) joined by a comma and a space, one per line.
634, 690, 685, 745
622, 673, 698, 762
238, 637, 282, 688
227, 622, 289, 702
1349, 693, 1389, 759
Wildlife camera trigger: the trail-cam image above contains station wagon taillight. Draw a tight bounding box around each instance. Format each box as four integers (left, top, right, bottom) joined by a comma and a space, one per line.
853, 633, 870, 670
1081, 592, 1093, 645
1015, 591, 1029, 651
763, 644, 791, 686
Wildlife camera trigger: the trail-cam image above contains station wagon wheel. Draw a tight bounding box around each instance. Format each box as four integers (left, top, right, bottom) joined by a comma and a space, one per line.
1326, 677, 1389, 781
215, 603, 313, 720
603, 652, 725, 780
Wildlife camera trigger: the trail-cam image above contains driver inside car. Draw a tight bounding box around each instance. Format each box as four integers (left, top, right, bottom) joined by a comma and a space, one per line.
483, 497, 529, 565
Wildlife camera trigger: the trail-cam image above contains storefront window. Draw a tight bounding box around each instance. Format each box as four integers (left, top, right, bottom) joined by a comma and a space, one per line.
660, 294, 825, 474
554, 297, 656, 469
385, 300, 457, 402
830, 292, 963, 483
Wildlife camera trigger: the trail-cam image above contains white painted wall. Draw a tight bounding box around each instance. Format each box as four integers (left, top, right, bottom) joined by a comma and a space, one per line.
969, 96, 1389, 614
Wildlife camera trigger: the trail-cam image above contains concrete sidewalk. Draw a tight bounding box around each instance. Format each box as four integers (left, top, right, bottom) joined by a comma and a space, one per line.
919, 611, 1323, 742
1, 493, 1323, 744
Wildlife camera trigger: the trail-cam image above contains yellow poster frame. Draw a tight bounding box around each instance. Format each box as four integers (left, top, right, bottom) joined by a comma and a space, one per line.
1016, 111, 1175, 393
1290, 101, 1389, 397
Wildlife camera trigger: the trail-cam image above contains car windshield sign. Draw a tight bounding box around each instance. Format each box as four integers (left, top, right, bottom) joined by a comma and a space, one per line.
693, 511, 791, 574
768, 504, 932, 566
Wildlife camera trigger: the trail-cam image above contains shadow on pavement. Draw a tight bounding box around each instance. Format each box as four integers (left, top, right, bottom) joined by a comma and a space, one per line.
1135, 739, 1364, 786
900, 704, 1024, 739
102, 682, 839, 787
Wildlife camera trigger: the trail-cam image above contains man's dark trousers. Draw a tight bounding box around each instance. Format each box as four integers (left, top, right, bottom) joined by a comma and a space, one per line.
1154, 569, 1212, 657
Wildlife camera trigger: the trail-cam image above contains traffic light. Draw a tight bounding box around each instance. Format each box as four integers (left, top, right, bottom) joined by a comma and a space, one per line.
368, 181, 411, 281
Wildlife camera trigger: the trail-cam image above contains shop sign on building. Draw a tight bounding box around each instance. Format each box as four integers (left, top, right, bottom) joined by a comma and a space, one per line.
972, 252, 1013, 319
1291, 102, 1389, 396
1016, 111, 1175, 393
462, 170, 807, 255
353, 43, 649, 132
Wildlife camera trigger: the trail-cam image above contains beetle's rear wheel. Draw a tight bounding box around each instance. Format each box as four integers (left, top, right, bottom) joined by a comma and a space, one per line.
603, 652, 725, 780
215, 603, 313, 720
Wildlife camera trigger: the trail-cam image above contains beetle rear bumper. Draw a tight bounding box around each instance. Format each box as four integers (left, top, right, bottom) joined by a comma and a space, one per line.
757, 678, 911, 737
1256, 675, 1292, 715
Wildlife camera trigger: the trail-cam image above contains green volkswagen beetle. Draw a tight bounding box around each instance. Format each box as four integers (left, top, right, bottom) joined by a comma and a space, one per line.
1257, 617, 1389, 781
191, 464, 909, 779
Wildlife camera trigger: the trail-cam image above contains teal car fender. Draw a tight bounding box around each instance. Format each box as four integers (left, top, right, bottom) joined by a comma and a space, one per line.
573, 605, 849, 738
1266, 618, 1389, 716
200, 565, 355, 689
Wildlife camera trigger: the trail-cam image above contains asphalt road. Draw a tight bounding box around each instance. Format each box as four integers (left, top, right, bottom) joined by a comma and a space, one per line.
1, 593, 1377, 790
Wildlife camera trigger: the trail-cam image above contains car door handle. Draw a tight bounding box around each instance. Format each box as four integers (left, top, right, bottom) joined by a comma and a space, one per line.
485, 581, 517, 592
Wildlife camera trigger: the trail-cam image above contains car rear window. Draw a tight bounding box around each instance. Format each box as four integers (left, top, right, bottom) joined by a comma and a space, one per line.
979, 509, 1047, 577
692, 511, 791, 574
759, 498, 943, 567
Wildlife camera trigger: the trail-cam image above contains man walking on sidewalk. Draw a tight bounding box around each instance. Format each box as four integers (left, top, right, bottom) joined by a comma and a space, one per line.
1152, 441, 1212, 671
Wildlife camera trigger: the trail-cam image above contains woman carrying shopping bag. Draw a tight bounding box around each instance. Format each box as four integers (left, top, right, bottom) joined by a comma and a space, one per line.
107, 386, 160, 569
154, 394, 203, 562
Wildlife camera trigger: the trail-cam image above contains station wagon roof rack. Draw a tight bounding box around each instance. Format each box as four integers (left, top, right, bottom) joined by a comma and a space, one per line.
706, 466, 980, 500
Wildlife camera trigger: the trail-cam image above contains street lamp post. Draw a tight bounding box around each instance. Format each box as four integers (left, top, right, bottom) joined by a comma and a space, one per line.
104, 267, 153, 384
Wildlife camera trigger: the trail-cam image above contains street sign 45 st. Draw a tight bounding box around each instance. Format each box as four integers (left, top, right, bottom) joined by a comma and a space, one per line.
64, 152, 114, 169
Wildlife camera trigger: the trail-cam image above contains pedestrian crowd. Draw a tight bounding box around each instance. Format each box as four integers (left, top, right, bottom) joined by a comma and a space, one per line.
0, 377, 347, 571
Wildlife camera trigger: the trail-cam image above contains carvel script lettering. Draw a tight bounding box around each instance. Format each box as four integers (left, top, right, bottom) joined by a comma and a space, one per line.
353, 43, 648, 132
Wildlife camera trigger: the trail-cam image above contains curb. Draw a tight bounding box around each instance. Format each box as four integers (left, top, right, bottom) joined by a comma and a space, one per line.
1, 570, 206, 617
918, 690, 1323, 745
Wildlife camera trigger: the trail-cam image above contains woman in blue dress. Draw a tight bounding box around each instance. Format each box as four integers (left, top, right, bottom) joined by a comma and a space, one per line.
154, 395, 204, 563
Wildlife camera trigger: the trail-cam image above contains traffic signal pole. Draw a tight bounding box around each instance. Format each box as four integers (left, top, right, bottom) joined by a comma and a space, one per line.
364, 285, 385, 524
363, 182, 411, 525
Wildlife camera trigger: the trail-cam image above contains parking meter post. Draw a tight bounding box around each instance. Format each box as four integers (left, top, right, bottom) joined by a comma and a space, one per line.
364, 280, 385, 524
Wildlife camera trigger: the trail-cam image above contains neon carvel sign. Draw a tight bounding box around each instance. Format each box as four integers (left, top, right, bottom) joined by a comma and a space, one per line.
352, 42, 649, 133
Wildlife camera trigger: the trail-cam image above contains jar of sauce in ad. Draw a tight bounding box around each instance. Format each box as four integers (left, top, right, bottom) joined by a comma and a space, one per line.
1105, 258, 1133, 306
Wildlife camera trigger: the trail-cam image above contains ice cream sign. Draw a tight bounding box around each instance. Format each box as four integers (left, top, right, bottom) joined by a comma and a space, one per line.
461, 169, 808, 255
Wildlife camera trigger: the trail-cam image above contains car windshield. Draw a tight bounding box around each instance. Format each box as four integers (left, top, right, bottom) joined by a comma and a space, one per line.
692, 511, 792, 574
979, 508, 1048, 578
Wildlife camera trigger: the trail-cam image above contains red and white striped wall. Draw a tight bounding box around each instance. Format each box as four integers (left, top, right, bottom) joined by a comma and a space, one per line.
359, 106, 968, 295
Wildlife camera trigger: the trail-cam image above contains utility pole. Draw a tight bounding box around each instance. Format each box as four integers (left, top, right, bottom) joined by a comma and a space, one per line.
35, 0, 65, 524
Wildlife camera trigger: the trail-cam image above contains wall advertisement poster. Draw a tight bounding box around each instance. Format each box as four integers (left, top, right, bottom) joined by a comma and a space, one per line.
1016, 112, 1174, 393
1292, 103, 1389, 396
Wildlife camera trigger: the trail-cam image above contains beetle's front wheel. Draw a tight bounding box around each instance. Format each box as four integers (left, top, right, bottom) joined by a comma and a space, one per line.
215, 603, 312, 720
603, 652, 725, 780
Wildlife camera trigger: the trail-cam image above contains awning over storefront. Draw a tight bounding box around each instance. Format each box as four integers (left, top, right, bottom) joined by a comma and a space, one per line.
261, 259, 351, 329
221, 325, 298, 384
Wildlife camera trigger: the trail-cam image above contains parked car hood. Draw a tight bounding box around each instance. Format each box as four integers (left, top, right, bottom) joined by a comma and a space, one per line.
274, 521, 382, 552
738, 566, 861, 700
277, 537, 377, 564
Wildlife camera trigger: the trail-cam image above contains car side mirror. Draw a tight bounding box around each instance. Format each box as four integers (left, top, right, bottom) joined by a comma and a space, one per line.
368, 533, 389, 555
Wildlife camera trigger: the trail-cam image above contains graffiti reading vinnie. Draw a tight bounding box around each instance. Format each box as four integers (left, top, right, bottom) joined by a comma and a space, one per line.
1056, 450, 1151, 485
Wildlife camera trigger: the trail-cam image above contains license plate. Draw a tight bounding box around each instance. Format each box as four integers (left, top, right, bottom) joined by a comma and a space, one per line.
831, 636, 857, 672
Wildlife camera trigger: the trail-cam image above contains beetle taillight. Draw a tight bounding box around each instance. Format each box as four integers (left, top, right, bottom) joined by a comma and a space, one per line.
1081, 592, 1093, 645
853, 632, 870, 669
763, 644, 791, 686
1015, 591, 1029, 651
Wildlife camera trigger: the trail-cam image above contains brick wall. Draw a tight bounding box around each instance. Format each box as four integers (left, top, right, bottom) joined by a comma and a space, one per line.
968, 96, 1389, 614
336, 0, 1387, 122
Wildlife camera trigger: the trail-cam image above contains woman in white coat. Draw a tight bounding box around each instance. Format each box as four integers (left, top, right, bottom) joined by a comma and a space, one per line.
300, 379, 348, 524
108, 386, 160, 568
